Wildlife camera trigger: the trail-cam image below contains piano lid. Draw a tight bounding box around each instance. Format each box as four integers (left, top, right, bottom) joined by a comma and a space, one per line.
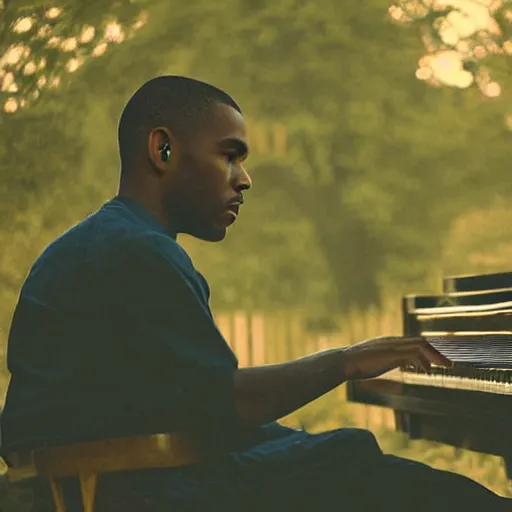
406, 289, 512, 311
443, 271, 512, 294
416, 308, 512, 333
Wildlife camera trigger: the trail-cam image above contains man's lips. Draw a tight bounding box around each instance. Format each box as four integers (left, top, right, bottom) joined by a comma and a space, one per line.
222, 203, 240, 226
226, 204, 240, 216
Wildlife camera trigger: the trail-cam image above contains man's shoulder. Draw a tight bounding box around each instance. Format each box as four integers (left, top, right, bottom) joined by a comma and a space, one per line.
23, 200, 161, 284
33, 199, 173, 265
91, 199, 193, 268
107, 231, 194, 274
109, 233, 208, 302
23, 200, 206, 301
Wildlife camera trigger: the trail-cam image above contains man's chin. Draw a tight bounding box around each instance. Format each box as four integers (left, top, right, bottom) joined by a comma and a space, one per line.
204, 228, 227, 242
189, 225, 228, 243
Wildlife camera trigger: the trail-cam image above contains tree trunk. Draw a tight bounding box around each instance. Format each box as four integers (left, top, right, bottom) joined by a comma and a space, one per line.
314, 206, 384, 312
257, 163, 385, 312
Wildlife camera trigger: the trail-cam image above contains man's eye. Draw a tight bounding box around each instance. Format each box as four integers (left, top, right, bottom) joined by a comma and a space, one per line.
225, 153, 238, 163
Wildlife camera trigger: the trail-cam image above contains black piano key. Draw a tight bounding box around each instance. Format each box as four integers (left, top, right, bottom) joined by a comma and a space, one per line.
424, 334, 512, 369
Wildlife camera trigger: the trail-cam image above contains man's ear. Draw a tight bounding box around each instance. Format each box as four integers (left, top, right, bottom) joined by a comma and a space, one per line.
147, 126, 176, 173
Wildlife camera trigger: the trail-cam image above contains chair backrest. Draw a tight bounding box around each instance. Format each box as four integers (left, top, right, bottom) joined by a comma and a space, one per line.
4, 432, 201, 512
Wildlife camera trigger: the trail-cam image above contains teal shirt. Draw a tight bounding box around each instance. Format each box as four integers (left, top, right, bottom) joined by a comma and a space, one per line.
1, 196, 240, 454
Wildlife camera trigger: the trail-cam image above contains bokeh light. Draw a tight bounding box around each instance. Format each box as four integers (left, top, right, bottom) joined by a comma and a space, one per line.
65, 58, 82, 73
0, 4, 149, 114
92, 43, 108, 57
45, 7, 61, 19
61, 38, 78, 52
389, 0, 510, 104
4, 97, 18, 113
482, 81, 501, 97
12, 17, 34, 34
80, 26, 96, 44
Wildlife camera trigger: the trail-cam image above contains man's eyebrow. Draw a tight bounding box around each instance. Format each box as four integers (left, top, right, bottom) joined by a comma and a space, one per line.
217, 138, 249, 157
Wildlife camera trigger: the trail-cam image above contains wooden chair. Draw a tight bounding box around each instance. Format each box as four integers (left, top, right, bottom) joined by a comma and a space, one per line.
4, 432, 201, 512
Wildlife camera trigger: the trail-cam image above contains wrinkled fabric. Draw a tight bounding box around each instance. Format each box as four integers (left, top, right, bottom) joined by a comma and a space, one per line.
1, 196, 239, 455
1, 198, 509, 511
3, 426, 509, 512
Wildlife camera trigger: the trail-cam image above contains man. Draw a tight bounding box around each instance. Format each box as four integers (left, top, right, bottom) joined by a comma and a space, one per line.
1, 76, 509, 511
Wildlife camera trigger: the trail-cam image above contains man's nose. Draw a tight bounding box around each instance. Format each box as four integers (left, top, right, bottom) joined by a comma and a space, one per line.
233, 165, 252, 192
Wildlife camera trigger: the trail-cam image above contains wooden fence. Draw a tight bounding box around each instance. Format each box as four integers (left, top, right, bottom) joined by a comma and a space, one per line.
213, 298, 403, 432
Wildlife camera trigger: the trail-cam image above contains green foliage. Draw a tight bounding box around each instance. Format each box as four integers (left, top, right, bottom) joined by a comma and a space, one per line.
442, 197, 512, 277
181, 188, 336, 313
1, 0, 512, 329
0, 0, 146, 113
172, 0, 512, 305
0, 4, 510, 505
390, 0, 512, 95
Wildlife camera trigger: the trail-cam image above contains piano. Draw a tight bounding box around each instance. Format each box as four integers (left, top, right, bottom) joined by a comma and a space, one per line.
346, 271, 512, 478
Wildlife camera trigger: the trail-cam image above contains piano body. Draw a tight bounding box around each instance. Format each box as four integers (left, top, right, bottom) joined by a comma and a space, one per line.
346, 271, 512, 478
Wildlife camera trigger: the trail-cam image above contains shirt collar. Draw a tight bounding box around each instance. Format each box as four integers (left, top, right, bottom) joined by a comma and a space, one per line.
110, 195, 177, 240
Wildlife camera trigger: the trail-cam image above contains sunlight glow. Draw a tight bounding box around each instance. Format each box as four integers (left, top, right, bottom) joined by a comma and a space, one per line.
23, 61, 37, 75
48, 76, 61, 88
37, 25, 52, 38
133, 11, 149, 31
482, 81, 501, 97
391, 0, 508, 96
4, 45, 25, 65
92, 43, 108, 57
1, 8, 147, 113
46, 37, 61, 48
45, 8, 61, 20
13, 17, 34, 34
105, 22, 124, 43
4, 97, 18, 113
61, 38, 78, 52
1, 72, 14, 92
430, 50, 474, 87
80, 26, 95, 44
65, 58, 82, 73
473, 45, 487, 58
416, 67, 433, 80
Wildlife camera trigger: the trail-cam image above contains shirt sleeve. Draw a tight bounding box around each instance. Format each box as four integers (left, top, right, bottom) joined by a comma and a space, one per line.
101, 233, 240, 454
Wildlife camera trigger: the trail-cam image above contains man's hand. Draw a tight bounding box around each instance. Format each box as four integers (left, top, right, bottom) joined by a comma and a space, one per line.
234, 335, 453, 427
341, 336, 453, 380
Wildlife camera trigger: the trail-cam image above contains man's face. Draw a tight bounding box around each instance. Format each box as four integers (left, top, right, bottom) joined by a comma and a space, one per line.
166, 102, 252, 242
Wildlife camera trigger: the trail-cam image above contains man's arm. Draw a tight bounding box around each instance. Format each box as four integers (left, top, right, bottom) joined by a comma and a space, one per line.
234, 337, 452, 427
234, 348, 346, 427
108, 235, 452, 436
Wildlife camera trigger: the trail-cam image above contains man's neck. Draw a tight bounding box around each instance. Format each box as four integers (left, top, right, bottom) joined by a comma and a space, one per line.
117, 187, 170, 231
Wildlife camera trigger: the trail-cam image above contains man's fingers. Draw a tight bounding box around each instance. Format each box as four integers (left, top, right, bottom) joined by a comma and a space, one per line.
410, 353, 432, 373
419, 344, 453, 368
395, 335, 453, 368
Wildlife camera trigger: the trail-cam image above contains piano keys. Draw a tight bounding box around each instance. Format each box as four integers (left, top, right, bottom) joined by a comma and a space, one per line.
346, 271, 512, 478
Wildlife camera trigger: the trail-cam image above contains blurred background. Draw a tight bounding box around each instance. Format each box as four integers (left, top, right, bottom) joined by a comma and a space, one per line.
1, 0, 512, 498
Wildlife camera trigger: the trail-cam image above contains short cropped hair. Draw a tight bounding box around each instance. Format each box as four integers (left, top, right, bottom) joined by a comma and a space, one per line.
117, 75, 241, 169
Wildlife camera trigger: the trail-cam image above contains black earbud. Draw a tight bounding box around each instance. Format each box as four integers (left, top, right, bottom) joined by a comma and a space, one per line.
159, 142, 171, 162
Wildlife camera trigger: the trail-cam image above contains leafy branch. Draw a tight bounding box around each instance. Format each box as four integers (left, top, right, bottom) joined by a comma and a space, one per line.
389, 0, 512, 96
0, 0, 147, 114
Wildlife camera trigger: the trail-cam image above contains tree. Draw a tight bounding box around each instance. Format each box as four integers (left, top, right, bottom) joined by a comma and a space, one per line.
0, 0, 147, 115
389, 0, 512, 100
0, 1, 165, 375
442, 196, 512, 276
173, 0, 512, 307
0, 0, 510, 324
